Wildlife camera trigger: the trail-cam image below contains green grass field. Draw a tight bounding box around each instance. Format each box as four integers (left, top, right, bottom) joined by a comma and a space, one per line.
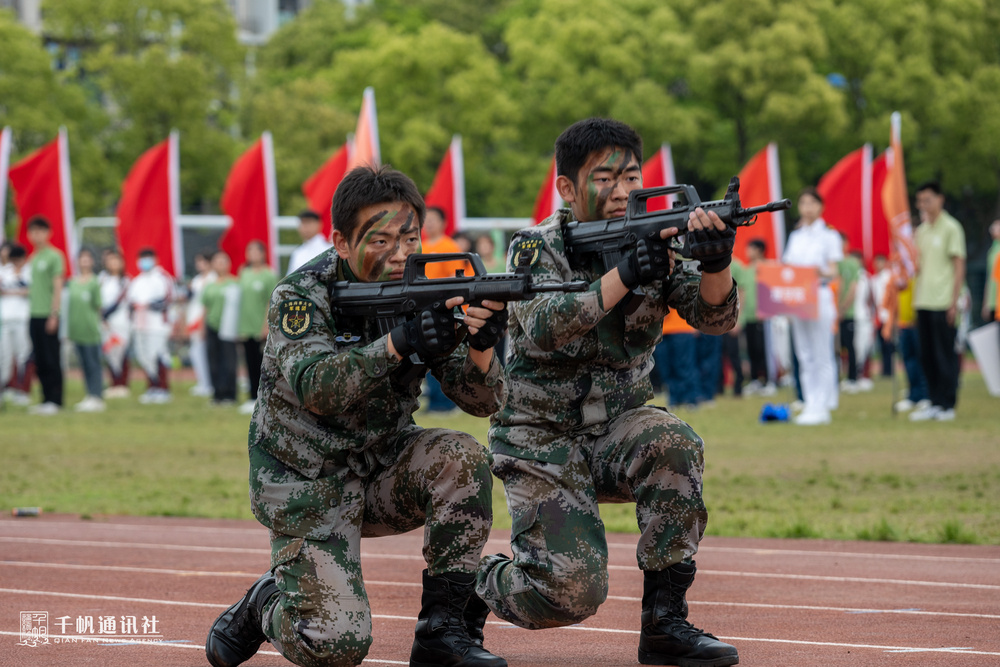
2, 371, 998, 544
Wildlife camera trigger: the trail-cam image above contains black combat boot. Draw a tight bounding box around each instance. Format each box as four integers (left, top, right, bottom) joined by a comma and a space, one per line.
410, 570, 508, 667
638, 561, 739, 666
206, 573, 280, 667
464, 589, 492, 649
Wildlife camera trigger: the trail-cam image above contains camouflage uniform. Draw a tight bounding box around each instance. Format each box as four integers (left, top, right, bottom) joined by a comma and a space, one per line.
476, 210, 738, 630
248, 250, 502, 667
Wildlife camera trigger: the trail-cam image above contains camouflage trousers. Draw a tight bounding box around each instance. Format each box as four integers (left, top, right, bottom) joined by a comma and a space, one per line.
261, 428, 493, 667
477, 405, 707, 630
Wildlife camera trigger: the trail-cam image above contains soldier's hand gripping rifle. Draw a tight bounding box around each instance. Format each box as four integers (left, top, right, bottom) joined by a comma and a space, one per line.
329, 252, 588, 383
563, 176, 791, 314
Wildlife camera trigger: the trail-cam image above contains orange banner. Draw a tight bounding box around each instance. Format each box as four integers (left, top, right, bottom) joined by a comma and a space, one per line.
756, 262, 819, 320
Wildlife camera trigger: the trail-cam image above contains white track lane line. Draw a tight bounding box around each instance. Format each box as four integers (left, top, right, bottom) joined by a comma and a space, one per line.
7, 524, 999, 565
5, 588, 1000, 657
3, 562, 997, 621
0, 631, 407, 664
605, 597, 1000, 620
5, 536, 998, 590
0, 535, 269, 554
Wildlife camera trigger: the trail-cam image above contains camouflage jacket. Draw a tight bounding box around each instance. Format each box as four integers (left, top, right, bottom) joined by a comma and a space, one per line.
248, 249, 503, 540
489, 209, 738, 465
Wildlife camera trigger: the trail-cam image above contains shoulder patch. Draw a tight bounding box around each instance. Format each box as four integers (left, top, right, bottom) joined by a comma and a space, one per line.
279, 299, 316, 339
511, 237, 544, 267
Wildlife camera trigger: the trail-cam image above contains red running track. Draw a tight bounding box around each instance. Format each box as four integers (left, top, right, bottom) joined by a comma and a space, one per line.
1, 513, 998, 666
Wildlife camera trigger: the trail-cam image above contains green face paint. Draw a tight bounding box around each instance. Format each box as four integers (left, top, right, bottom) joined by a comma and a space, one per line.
354, 211, 399, 276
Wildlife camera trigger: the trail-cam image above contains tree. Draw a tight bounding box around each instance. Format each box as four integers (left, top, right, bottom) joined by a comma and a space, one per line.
500, 0, 701, 180
0, 9, 111, 221
43, 0, 244, 213
243, 78, 356, 215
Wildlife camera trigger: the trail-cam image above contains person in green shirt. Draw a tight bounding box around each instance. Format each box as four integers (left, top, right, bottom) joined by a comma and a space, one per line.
982, 219, 1000, 323
836, 233, 862, 390
201, 250, 240, 405
732, 239, 772, 396
910, 181, 966, 422
237, 240, 278, 414
25, 216, 65, 414
67, 248, 105, 412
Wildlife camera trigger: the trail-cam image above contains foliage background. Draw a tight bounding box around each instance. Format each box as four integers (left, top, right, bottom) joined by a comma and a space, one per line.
3, 0, 1000, 307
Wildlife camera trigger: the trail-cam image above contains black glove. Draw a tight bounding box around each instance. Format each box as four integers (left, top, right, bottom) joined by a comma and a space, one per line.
389, 304, 458, 361
616, 237, 673, 289
688, 224, 736, 274
467, 303, 509, 352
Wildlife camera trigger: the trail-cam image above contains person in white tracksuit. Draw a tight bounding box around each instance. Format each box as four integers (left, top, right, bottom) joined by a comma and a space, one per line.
0, 245, 33, 401
186, 251, 215, 397
99, 250, 132, 397
126, 248, 175, 404
783, 188, 843, 425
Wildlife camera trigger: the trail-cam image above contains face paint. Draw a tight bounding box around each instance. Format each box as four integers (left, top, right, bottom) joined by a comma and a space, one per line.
581, 149, 631, 221
351, 209, 419, 282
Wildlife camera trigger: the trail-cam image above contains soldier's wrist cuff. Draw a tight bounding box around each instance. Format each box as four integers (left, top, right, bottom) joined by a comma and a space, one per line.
698, 255, 732, 274
389, 326, 413, 358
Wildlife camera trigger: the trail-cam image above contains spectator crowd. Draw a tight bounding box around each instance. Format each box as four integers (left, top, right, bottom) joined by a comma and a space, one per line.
1, 187, 995, 422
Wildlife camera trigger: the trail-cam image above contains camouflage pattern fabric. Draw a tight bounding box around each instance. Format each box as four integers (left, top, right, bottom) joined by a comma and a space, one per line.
261, 427, 494, 667
249, 249, 502, 540
477, 210, 737, 630
246, 249, 501, 666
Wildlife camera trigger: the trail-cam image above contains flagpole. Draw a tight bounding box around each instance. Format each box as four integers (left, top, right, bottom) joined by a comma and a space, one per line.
168, 130, 184, 278
0, 127, 11, 244
58, 126, 78, 275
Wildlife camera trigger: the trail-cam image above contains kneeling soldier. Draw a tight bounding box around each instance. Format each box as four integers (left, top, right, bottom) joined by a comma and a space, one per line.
207, 165, 508, 667
477, 118, 741, 666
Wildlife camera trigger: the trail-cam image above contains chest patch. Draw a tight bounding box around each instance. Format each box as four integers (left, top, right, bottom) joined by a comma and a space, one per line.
279, 299, 315, 339
511, 237, 544, 267
335, 332, 362, 344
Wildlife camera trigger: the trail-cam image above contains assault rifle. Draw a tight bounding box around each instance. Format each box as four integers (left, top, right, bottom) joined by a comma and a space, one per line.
562, 176, 791, 314
329, 252, 588, 382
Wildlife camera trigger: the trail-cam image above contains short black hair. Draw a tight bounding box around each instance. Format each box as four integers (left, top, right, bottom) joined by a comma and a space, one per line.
748, 239, 767, 254
798, 187, 823, 205
8, 244, 27, 260
555, 118, 643, 185
916, 180, 942, 195
332, 165, 426, 242
213, 249, 231, 262
426, 206, 447, 222
26, 215, 51, 231
138, 247, 157, 258
298, 210, 321, 222
195, 247, 214, 262
246, 239, 266, 251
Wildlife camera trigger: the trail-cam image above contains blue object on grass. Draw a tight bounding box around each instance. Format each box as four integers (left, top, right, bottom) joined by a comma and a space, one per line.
759, 403, 790, 423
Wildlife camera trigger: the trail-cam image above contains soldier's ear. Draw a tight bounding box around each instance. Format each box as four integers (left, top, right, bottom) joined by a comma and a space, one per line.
556, 175, 578, 204
331, 230, 352, 261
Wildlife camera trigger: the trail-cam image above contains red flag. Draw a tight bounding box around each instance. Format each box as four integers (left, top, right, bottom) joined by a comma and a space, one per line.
346, 87, 380, 172
220, 132, 278, 272
0, 126, 11, 244
641, 144, 677, 212
532, 157, 561, 225
10, 127, 77, 274
818, 145, 869, 260
871, 152, 890, 262
303, 142, 350, 240
116, 132, 182, 278
424, 135, 466, 237
734, 143, 785, 262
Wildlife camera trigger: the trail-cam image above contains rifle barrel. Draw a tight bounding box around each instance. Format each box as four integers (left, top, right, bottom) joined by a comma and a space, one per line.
741, 199, 792, 217
531, 282, 589, 293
